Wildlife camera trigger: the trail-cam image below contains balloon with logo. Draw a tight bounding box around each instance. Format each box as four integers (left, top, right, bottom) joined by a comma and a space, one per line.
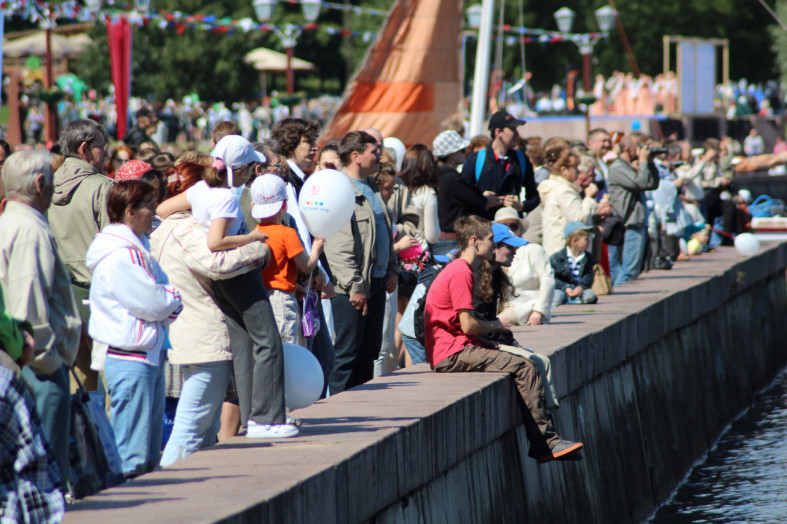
283, 342, 324, 410
734, 232, 760, 257
298, 169, 355, 239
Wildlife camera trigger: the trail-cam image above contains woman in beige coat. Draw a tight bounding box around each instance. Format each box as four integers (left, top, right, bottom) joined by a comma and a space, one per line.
538, 152, 599, 256
152, 162, 270, 466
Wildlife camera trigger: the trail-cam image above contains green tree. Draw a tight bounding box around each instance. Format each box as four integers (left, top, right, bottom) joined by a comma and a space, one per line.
770, 0, 787, 83
71, 0, 392, 102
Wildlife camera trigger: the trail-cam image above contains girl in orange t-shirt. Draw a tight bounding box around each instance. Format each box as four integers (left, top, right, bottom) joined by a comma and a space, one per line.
250, 175, 324, 343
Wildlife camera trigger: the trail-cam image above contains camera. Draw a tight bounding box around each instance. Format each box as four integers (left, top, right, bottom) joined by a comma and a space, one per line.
648, 147, 668, 156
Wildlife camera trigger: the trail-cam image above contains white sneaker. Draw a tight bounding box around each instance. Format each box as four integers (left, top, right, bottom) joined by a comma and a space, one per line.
246, 420, 299, 439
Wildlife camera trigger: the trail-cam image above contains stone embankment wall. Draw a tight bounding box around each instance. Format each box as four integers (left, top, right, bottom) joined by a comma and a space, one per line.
372, 245, 787, 523
64, 245, 787, 524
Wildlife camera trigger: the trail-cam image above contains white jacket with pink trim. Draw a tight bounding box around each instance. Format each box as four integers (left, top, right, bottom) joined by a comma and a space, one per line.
86, 223, 182, 366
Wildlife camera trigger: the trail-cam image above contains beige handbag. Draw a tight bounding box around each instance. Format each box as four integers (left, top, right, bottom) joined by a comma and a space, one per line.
591, 263, 613, 296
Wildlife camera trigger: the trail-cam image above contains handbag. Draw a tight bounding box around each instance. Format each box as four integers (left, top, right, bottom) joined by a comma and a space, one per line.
398, 244, 433, 292
591, 263, 613, 296
598, 216, 625, 246
302, 288, 321, 338
67, 366, 124, 499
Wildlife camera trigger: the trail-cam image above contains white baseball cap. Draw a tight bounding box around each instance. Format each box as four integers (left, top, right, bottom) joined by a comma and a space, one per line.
250, 174, 287, 219
211, 135, 265, 187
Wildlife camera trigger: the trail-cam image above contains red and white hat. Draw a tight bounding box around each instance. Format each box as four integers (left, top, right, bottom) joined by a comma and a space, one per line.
115, 160, 152, 182
250, 174, 287, 219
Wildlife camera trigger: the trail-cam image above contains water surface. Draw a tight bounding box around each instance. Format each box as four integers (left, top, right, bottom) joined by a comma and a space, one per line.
651, 370, 787, 523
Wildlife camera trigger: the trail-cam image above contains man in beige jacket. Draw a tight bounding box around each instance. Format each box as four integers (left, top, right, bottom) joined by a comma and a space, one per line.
49, 119, 114, 390
324, 131, 398, 394
0, 150, 82, 484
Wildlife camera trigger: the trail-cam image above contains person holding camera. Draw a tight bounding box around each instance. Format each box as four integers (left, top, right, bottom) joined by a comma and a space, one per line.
607, 135, 660, 286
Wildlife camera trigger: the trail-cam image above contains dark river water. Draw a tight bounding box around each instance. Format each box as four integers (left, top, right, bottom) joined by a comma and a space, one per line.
651, 369, 787, 523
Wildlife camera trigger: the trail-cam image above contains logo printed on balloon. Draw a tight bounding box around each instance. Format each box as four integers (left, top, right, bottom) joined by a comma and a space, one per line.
298, 169, 355, 238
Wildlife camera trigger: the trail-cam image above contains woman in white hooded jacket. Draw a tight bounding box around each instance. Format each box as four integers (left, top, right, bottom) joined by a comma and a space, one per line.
87, 180, 182, 478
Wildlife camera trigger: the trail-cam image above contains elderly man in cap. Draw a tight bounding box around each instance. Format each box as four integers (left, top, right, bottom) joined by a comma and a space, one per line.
0, 150, 82, 484
461, 110, 539, 220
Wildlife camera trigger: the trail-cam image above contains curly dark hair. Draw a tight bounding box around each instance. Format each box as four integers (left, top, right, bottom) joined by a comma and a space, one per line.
271, 118, 319, 159
398, 144, 438, 193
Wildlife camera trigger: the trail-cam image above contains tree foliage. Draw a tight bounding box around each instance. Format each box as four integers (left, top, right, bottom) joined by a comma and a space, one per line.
69, 0, 391, 102
3, 0, 778, 102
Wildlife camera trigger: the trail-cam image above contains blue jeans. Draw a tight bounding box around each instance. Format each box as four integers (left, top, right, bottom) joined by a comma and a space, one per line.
160, 361, 232, 467
608, 225, 648, 286
105, 357, 165, 477
402, 334, 427, 365
21, 364, 71, 487
551, 288, 598, 309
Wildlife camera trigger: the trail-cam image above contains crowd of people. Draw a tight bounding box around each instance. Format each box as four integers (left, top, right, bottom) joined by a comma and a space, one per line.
0, 102, 763, 517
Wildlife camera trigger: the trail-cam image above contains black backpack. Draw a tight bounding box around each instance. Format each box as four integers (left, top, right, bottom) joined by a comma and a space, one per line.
412, 265, 444, 346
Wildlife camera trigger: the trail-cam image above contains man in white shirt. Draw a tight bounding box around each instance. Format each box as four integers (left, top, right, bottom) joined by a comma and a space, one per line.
272, 118, 335, 393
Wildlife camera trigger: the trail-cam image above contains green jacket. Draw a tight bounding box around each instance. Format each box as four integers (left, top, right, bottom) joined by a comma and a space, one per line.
49, 157, 115, 285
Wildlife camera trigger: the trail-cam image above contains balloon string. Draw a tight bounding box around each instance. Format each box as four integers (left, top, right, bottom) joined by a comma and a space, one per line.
709, 226, 736, 239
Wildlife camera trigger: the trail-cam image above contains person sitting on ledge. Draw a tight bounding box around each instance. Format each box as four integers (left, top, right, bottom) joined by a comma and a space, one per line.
550, 222, 598, 309
423, 215, 583, 463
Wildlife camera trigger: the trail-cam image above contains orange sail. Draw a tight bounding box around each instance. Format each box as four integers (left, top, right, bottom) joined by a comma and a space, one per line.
320, 0, 463, 147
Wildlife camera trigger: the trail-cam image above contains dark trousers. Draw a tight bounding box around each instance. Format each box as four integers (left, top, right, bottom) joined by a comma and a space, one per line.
306, 300, 335, 398
328, 278, 386, 394
211, 270, 285, 426
21, 364, 71, 487
434, 345, 560, 455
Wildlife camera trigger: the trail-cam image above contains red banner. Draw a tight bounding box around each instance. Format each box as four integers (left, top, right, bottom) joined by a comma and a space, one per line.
107, 18, 132, 140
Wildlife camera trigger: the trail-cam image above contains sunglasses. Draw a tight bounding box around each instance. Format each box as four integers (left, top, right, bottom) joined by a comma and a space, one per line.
504, 221, 520, 232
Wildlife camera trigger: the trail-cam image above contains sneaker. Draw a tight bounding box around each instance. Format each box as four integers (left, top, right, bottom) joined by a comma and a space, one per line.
534, 440, 584, 464
246, 420, 299, 439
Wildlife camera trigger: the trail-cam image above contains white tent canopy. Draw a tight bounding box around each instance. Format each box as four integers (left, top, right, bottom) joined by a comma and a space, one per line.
243, 47, 316, 72
3, 31, 91, 57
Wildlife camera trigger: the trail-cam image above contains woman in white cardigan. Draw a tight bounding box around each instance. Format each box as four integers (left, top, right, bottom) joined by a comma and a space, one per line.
398, 144, 441, 252
537, 152, 599, 256
497, 232, 556, 326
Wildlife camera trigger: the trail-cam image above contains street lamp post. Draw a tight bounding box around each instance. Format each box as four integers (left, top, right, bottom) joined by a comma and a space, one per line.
554, 6, 616, 139
553, 6, 617, 94
253, 0, 321, 96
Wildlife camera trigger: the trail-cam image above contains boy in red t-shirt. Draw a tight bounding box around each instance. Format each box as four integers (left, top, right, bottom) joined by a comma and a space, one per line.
424, 215, 583, 463
250, 174, 324, 343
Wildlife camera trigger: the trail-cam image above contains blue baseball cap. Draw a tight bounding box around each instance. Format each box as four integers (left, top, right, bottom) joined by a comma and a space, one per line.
492, 222, 528, 248
564, 221, 593, 238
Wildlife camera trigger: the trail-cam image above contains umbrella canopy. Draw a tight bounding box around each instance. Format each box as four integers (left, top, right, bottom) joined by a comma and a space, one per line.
244, 47, 316, 72
4, 31, 91, 57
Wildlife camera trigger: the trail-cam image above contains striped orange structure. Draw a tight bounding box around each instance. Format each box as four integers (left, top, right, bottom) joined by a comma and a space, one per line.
321, 0, 463, 148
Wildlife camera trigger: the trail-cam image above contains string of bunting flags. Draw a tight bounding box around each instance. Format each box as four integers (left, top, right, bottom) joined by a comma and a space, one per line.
0, 0, 598, 45
0, 0, 380, 40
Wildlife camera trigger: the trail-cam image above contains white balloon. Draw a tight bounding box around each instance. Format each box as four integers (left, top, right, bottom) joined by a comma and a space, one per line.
734, 233, 760, 256
283, 342, 324, 410
298, 169, 355, 239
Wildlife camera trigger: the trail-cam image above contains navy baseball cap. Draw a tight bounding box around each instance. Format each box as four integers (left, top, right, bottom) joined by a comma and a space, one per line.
488, 110, 526, 131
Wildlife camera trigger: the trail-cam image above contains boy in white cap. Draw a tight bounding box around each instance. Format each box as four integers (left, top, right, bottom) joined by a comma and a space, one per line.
250, 174, 324, 343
